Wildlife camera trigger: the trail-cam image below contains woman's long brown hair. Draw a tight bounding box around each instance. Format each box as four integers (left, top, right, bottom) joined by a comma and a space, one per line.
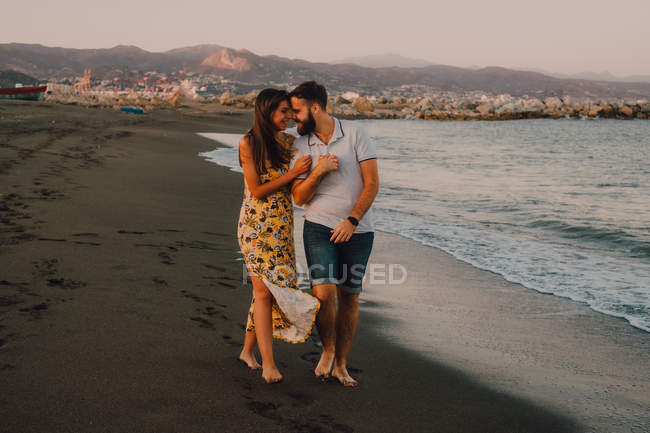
240, 88, 293, 175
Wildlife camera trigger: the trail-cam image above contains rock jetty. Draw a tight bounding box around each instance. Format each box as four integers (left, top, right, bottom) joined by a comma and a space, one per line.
42, 85, 649, 120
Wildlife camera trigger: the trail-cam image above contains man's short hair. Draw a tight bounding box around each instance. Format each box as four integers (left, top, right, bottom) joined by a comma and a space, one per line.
289, 81, 327, 110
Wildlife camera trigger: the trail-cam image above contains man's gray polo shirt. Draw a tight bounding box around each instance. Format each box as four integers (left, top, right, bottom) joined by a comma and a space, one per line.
289, 117, 377, 233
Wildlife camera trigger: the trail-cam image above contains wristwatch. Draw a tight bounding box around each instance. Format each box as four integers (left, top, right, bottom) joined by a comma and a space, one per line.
347, 216, 359, 226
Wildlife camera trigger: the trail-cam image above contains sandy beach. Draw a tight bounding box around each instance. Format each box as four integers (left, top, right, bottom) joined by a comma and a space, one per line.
1, 100, 648, 433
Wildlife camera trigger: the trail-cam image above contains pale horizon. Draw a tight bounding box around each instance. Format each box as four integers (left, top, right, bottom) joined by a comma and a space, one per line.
3, 0, 649, 77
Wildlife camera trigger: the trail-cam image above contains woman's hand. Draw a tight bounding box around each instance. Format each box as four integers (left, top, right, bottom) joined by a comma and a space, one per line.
315, 154, 339, 175
290, 155, 312, 177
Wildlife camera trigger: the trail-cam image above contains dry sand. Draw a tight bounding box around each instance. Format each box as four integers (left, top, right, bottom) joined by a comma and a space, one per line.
0, 100, 646, 432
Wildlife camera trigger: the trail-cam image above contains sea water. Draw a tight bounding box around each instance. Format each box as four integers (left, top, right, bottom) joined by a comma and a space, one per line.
198, 118, 650, 332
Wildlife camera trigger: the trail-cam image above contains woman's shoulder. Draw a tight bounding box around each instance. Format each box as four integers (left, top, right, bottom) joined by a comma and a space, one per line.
239, 134, 255, 157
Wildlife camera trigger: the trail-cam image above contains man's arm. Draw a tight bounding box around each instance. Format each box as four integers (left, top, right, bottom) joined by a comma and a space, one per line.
349, 158, 379, 221
291, 155, 338, 206
329, 158, 379, 243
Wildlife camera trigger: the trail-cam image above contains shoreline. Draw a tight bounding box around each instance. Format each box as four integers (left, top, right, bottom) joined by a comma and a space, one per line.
0, 101, 647, 432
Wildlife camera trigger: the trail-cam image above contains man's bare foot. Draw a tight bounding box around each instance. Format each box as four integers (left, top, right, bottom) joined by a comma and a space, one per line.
262, 366, 283, 384
332, 365, 358, 387
314, 350, 335, 381
238, 352, 261, 370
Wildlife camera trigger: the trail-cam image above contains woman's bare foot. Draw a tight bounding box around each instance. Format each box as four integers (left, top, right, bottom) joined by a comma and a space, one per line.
314, 350, 335, 381
262, 366, 283, 384
332, 365, 358, 387
238, 351, 261, 370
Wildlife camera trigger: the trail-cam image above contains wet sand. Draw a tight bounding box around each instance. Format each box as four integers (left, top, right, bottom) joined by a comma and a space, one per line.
0, 100, 644, 432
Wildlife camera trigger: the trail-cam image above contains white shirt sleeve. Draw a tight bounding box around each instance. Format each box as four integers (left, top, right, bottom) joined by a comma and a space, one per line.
355, 125, 377, 162
289, 140, 308, 180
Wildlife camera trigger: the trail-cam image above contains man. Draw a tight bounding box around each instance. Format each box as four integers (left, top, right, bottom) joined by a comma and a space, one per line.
289, 81, 379, 387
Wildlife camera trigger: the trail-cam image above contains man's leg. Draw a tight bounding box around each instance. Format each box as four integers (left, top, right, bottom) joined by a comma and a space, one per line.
331, 230, 374, 386
332, 287, 360, 386
312, 283, 337, 378
303, 220, 340, 379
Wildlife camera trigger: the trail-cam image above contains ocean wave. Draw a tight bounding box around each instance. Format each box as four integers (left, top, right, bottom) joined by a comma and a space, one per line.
526, 219, 650, 258
373, 207, 650, 333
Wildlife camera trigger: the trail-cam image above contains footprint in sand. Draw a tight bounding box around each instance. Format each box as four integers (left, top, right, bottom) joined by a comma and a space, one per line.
71, 232, 100, 237
246, 401, 281, 420
318, 414, 355, 433
0, 295, 25, 307
19, 302, 49, 318
152, 277, 168, 286
47, 278, 87, 289
72, 240, 101, 246
32, 258, 58, 277
287, 391, 314, 408
201, 231, 228, 237
117, 229, 149, 235
189, 316, 214, 329
202, 263, 227, 272
158, 252, 175, 265
300, 352, 321, 363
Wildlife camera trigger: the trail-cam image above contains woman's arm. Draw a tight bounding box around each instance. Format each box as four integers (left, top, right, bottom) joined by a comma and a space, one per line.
239, 136, 311, 200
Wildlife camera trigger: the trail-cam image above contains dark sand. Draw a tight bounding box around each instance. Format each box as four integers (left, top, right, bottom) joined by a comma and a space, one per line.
0, 100, 630, 432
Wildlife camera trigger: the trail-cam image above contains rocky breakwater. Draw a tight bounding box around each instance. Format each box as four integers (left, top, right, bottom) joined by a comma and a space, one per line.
327, 92, 650, 121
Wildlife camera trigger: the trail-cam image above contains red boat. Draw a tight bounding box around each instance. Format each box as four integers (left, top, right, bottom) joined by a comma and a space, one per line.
0, 85, 47, 101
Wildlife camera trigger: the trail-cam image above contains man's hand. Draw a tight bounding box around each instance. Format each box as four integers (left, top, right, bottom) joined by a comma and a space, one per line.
330, 218, 356, 243
316, 154, 338, 174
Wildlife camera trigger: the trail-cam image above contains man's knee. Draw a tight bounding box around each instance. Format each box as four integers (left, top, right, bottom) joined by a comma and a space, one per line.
312, 283, 337, 303
337, 288, 359, 306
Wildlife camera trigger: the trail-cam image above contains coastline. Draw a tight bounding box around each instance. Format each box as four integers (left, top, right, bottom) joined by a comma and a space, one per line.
0, 101, 647, 432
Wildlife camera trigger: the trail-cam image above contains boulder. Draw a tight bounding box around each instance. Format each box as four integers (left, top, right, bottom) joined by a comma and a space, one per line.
544, 97, 563, 110
476, 103, 493, 116
352, 97, 374, 112
619, 105, 634, 117
495, 103, 517, 115
588, 104, 603, 117
521, 98, 545, 112
341, 91, 360, 101
219, 92, 235, 106
241, 91, 258, 106
335, 96, 351, 105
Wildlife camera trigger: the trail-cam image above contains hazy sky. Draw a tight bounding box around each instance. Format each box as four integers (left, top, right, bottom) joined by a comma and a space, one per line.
4, 0, 649, 76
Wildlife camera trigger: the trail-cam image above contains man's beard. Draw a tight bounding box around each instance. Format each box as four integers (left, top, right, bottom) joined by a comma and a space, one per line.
297, 111, 316, 136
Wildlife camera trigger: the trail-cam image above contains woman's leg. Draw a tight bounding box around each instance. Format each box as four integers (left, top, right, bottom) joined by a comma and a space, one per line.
239, 316, 261, 370
251, 275, 283, 383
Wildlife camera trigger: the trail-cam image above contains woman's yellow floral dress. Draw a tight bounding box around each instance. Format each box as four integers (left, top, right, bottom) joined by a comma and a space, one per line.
237, 134, 319, 343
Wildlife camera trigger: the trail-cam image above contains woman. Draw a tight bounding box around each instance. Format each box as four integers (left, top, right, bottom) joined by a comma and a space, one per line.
237, 88, 320, 384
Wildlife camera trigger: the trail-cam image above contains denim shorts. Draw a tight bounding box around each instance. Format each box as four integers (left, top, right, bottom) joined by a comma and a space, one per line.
303, 219, 374, 294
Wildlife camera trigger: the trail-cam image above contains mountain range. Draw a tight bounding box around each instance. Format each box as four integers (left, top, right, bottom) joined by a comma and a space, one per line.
330, 54, 650, 84
2, 43, 649, 99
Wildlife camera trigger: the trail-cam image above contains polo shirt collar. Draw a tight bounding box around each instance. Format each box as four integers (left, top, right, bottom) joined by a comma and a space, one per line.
308, 117, 344, 147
